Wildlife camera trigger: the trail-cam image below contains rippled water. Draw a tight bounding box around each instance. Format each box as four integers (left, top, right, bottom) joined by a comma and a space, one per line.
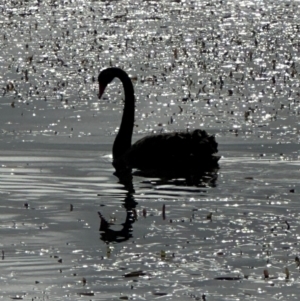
0, 0, 300, 300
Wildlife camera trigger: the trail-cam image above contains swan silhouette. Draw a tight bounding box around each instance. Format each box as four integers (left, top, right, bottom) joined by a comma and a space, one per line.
98, 67, 219, 176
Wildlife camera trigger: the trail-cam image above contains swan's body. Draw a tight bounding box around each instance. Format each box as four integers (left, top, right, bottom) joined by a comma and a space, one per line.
98, 68, 219, 175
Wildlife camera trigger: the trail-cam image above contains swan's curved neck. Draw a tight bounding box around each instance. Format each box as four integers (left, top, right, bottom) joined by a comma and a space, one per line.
112, 69, 135, 160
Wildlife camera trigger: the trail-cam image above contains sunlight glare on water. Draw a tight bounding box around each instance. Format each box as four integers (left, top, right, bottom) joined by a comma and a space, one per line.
0, 0, 299, 300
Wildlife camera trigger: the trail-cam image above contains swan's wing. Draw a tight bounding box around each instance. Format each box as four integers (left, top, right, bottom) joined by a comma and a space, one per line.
125, 130, 219, 170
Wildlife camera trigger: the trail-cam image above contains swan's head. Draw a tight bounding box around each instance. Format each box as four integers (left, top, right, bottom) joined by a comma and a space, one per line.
98, 68, 118, 99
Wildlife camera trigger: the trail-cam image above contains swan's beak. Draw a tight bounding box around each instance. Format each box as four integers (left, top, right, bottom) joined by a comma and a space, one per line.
98, 83, 105, 99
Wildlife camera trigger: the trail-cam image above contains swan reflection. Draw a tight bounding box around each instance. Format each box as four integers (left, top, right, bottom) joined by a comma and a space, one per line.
98, 168, 218, 245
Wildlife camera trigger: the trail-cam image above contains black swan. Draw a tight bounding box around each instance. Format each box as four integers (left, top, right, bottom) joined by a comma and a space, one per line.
98, 67, 220, 176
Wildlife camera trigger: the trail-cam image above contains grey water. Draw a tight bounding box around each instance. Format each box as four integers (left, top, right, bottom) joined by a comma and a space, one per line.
0, 0, 299, 300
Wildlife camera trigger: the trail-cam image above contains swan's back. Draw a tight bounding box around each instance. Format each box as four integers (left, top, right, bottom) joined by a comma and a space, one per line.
114, 129, 219, 173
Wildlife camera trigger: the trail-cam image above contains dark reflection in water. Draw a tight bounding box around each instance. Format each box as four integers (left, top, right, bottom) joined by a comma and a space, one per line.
99, 171, 137, 244
136, 168, 219, 188
114, 163, 219, 190
99, 167, 218, 244
113, 169, 136, 193
98, 192, 137, 244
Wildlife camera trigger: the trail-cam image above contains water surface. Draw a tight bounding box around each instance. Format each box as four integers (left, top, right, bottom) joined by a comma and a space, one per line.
0, 0, 299, 300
